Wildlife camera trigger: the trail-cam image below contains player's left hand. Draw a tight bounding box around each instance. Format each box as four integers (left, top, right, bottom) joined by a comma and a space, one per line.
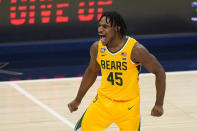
151, 105, 164, 117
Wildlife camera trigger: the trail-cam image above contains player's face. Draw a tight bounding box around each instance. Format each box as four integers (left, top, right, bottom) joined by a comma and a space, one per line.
98, 16, 116, 46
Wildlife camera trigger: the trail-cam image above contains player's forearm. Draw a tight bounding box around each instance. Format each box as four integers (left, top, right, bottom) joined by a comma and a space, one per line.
155, 68, 166, 106
75, 67, 98, 103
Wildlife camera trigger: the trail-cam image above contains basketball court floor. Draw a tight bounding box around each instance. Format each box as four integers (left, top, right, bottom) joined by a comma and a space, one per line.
0, 71, 197, 131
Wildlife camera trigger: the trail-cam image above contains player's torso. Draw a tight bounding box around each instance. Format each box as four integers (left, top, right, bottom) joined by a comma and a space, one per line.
97, 36, 141, 101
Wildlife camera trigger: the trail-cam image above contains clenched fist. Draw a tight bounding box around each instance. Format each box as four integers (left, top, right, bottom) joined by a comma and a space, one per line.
151, 105, 164, 117
68, 99, 81, 113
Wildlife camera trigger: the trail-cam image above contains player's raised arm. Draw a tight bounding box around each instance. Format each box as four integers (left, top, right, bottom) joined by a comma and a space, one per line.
131, 42, 166, 117
68, 41, 100, 113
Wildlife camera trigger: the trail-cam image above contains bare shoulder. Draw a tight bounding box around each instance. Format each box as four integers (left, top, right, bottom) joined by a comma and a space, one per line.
90, 41, 99, 58
131, 41, 151, 63
88, 41, 100, 71
133, 42, 149, 55
131, 41, 165, 74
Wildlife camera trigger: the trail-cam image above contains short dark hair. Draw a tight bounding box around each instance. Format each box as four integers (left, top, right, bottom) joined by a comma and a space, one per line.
99, 11, 127, 38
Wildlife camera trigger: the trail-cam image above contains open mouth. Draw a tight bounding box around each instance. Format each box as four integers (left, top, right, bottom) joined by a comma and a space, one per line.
99, 35, 106, 43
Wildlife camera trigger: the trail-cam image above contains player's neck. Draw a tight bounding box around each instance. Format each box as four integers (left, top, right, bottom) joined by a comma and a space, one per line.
107, 35, 126, 52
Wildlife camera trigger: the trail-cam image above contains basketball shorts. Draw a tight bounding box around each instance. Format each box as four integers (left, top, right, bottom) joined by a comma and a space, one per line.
74, 94, 140, 131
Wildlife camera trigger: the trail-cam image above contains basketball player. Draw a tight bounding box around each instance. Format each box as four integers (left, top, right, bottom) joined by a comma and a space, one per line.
68, 11, 166, 131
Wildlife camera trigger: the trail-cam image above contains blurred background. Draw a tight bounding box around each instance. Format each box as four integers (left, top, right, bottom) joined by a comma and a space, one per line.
0, 0, 197, 81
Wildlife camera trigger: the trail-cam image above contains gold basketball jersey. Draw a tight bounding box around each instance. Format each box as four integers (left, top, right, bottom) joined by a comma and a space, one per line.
97, 36, 141, 101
